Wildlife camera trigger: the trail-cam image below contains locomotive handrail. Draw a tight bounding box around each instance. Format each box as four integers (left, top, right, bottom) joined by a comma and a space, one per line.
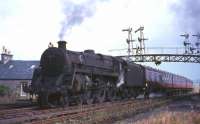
71, 67, 77, 87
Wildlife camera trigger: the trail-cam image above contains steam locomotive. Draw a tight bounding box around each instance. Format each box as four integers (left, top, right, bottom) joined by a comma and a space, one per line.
25, 41, 193, 107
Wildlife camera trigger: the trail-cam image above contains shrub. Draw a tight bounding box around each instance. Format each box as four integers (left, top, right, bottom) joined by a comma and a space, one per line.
0, 85, 10, 96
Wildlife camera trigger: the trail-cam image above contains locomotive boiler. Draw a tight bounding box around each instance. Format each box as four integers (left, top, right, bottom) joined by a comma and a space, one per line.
25, 41, 193, 107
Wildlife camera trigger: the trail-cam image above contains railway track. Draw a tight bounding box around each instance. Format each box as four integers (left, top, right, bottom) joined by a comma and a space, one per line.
0, 100, 37, 119
0, 101, 34, 110
0, 97, 172, 124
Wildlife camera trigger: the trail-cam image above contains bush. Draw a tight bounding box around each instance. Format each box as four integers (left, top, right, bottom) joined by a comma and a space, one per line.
0, 85, 10, 96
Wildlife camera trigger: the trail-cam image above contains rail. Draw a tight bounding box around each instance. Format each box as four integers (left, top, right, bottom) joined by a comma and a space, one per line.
0, 98, 171, 124
1, 94, 195, 124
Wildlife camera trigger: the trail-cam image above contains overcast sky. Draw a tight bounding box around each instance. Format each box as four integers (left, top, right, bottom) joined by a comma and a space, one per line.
0, 0, 199, 81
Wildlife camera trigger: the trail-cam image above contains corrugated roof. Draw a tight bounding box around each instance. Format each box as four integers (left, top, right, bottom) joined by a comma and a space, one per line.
0, 60, 39, 80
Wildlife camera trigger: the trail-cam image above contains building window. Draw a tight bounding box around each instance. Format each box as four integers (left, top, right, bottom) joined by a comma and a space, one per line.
20, 82, 28, 97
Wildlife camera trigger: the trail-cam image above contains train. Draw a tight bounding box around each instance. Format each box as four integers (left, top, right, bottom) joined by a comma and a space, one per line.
24, 41, 193, 107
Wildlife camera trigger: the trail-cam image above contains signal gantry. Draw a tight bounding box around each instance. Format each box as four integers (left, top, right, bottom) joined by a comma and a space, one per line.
110, 27, 200, 65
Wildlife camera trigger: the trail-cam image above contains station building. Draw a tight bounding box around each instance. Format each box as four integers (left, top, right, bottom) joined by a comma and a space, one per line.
0, 51, 39, 103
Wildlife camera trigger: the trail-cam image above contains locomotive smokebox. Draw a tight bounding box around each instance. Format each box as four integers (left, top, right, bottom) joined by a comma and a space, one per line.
58, 41, 67, 50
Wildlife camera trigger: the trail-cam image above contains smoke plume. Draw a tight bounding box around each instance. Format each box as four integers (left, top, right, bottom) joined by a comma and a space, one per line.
59, 0, 107, 40
170, 0, 200, 33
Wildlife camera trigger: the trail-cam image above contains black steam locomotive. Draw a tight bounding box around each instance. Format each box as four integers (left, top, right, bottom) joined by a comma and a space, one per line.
25, 41, 193, 107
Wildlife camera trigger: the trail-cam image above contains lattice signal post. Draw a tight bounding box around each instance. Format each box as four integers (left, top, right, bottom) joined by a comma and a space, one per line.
134, 26, 148, 55
192, 33, 200, 54
122, 27, 135, 57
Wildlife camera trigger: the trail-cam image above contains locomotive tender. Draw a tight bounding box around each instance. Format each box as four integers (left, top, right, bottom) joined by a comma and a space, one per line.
25, 41, 193, 107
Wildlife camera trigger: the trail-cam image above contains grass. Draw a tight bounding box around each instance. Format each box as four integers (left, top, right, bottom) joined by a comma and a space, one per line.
133, 111, 200, 124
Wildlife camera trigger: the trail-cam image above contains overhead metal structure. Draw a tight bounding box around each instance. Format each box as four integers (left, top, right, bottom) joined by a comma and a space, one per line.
118, 54, 200, 65
113, 27, 200, 65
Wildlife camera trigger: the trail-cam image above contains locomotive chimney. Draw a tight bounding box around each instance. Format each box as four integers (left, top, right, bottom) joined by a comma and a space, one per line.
58, 41, 67, 50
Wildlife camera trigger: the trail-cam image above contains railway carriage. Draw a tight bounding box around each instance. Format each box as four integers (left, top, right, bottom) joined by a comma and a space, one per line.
142, 66, 193, 96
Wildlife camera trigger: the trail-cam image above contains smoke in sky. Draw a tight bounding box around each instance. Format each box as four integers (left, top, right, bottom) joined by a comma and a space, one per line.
59, 0, 107, 40
170, 0, 200, 33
